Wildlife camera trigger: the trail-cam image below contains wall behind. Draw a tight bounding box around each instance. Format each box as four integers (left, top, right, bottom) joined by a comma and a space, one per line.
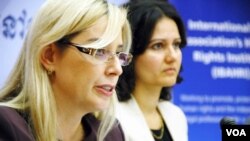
0, 0, 44, 86
169, 0, 250, 141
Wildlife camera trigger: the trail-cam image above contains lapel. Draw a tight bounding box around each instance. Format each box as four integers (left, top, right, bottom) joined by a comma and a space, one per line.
117, 97, 188, 141
158, 101, 188, 141
117, 97, 155, 141
158, 101, 177, 141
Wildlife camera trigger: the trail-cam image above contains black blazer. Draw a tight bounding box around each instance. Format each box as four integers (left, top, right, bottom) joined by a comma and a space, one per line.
0, 106, 125, 141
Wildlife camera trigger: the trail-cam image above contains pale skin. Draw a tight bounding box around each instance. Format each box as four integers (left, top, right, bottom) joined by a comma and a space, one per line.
133, 17, 182, 130
40, 16, 123, 141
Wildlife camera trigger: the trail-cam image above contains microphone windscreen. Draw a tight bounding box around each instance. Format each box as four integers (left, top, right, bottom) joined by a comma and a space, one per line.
245, 117, 250, 125
220, 117, 236, 129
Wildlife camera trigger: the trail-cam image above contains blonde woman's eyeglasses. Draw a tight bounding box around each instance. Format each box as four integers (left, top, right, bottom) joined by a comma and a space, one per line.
60, 40, 133, 66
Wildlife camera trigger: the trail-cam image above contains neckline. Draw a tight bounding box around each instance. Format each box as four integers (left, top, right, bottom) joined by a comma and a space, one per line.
151, 124, 164, 139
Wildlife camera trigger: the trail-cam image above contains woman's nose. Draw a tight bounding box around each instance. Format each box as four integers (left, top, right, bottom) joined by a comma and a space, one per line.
164, 46, 178, 61
105, 56, 123, 76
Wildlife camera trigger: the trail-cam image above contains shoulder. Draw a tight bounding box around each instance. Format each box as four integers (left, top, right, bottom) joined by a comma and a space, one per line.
105, 121, 125, 141
116, 99, 139, 122
0, 106, 26, 126
83, 114, 125, 141
116, 97, 138, 113
0, 106, 22, 118
0, 106, 35, 141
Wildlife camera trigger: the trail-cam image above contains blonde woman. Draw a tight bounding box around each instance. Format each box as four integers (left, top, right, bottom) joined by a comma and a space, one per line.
0, 0, 132, 141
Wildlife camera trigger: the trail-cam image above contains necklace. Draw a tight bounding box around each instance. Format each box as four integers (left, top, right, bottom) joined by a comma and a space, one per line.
151, 125, 164, 140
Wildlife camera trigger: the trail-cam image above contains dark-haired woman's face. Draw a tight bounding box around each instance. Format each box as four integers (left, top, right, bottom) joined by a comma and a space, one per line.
135, 17, 182, 87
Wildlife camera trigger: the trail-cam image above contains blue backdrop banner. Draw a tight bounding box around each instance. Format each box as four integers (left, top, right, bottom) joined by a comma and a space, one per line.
169, 0, 250, 141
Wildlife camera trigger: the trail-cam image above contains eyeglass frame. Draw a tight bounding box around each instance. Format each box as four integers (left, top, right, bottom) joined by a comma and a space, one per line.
58, 39, 133, 66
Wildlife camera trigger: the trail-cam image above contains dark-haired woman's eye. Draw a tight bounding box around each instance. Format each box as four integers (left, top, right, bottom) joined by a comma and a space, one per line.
151, 43, 163, 50
173, 42, 181, 50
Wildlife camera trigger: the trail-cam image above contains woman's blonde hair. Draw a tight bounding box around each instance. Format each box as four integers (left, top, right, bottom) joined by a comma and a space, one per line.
0, 0, 131, 141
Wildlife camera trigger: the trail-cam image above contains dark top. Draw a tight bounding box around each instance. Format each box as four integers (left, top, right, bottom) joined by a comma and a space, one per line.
83, 113, 125, 141
0, 106, 125, 141
151, 123, 173, 141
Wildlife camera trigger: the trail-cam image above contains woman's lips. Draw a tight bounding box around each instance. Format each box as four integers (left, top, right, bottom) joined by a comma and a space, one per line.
95, 85, 114, 97
164, 68, 176, 74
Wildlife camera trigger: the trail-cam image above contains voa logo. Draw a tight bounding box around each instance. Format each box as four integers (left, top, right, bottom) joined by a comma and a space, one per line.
226, 129, 246, 136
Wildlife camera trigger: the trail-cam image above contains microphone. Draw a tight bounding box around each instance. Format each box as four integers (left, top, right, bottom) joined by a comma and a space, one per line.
245, 117, 250, 125
220, 117, 236, 129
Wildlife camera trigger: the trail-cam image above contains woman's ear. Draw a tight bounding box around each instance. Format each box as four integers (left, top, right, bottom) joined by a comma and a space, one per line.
40, 43, 57, 71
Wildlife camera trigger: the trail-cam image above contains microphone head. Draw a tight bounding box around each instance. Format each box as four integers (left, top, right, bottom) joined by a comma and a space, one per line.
245, 117, 250, 125
220, 117, 236, 129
